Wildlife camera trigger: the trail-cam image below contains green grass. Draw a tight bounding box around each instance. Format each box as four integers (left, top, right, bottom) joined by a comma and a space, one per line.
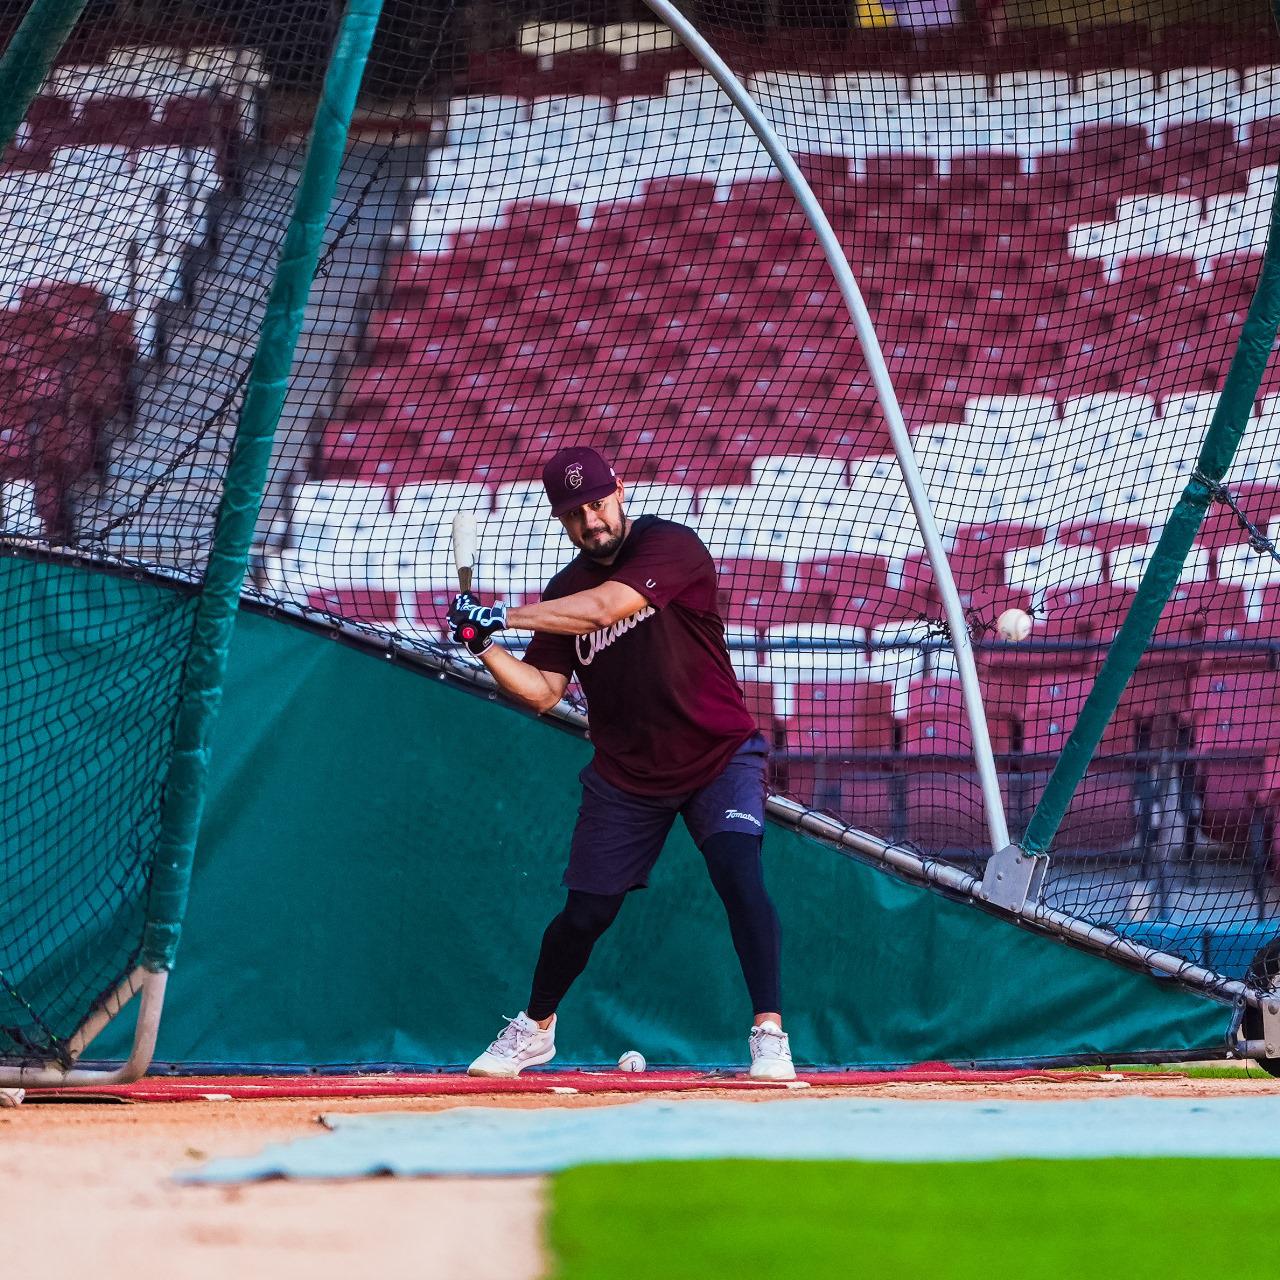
1107, 1063, 1268, 1079
548, 1159, 1274, 1280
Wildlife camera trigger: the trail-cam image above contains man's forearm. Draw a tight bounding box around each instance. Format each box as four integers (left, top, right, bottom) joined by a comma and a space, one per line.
506, 582, 648, 635
479, 642, 563, 712
505, 598, 601, 635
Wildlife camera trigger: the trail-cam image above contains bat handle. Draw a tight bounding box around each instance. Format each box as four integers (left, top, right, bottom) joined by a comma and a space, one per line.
458, 566, 472, 595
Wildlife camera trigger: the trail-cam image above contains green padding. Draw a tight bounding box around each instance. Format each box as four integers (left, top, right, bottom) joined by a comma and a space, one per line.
100, 611, 1228, 1067
144, 0, 386, 971
0, 0, 93, 157
0, 558, 195, 1053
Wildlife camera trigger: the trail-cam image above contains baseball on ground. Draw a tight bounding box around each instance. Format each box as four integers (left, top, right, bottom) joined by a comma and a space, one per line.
617, 1050, 646, 1072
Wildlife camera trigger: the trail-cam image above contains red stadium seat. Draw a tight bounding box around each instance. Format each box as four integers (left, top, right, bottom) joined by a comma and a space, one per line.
306, 587, 400, 626
1190, 671, 1280, 851
950, 523, 1045, 593
790, 681, 895, 753
24, 94, 72, 134
1022, 672, 1131, 757
785, 680, 894, 819
156, 93, 234, 152
1246, 117, 1280, 170
1017, 772, 1139, 853
718, 559, 790, 634
796, 553, 890, 601
77, 94, 157, 145
1056, 519, 1150, 577
827, 585, 933, 633
902, 677, 977, 757
904, 772, 995, 854
318, 419, 420, 484
1123, 582, 1248, 729
1039, 583, 1136, 645
1198, 483, 1280, 562
502, 198, 581, 241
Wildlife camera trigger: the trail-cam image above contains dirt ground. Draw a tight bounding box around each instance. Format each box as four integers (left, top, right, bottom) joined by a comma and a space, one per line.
3, 1074, 1276, 1279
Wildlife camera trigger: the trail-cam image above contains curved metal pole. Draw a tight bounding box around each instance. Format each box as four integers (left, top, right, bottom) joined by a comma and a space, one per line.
639, 2, 1010, 854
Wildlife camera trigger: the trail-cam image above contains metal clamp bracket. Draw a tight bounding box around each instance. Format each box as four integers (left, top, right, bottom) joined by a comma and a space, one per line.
977, 844, 1049, 912
1235, 992, 1280, 1062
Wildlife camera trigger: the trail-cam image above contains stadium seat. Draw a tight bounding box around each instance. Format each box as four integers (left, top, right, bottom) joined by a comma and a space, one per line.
1122, 582, 1249, 728
950, 522, 1045, 592
902, 676, 997, 756
1022, 672, 1130, 757
718, 558, 791, 633
1016, 771, 1140, 855
1197, 482, 1280, 566
795, 552, 889, 601
782, 679, 894, 816
1189, 670, 1280, 858
306, 586, 400, 626
904, 772, 995, 856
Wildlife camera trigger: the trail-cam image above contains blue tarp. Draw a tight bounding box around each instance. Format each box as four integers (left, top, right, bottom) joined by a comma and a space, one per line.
180, 1097, 1280, 1181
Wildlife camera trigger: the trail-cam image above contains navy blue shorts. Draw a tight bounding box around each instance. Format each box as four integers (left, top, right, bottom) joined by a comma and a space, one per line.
563, 734, 768, 895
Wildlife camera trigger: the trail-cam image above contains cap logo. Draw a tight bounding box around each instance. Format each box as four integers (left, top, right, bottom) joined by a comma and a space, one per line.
565, 462, 584, 490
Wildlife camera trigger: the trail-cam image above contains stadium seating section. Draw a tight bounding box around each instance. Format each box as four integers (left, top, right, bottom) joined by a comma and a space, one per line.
3, 29, 1274, 868
0, 42, 265, 537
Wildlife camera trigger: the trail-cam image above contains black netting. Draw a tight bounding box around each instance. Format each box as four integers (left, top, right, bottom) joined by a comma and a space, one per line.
7, 0, 1280, 1061
255, 3, 1280, 989
0, 0, 457, 1063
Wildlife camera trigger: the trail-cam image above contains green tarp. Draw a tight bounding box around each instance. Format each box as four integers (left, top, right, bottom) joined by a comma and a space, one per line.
91, 602, 1228, 1067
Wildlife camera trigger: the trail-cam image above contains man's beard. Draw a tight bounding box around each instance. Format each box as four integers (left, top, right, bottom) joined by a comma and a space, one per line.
576, 523, 626, 561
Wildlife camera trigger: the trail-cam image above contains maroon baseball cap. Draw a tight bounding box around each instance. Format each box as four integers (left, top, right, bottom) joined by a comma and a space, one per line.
542, 445, 618, 517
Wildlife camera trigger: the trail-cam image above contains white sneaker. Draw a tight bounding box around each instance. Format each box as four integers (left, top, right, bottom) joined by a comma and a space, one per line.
748, 1020, 796, 1081
467, 1012, 556, 1078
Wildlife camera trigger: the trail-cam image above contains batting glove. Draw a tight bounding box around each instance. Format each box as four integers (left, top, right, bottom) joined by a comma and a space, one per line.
447, 593, 507, 655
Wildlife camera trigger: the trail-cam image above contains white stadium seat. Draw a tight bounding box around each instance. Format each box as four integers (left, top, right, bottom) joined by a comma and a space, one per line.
1110, 541, 1210, 588
1005, 542, 1104, 597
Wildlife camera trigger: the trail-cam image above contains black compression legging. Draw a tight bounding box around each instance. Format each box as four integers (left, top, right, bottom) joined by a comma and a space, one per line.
526, 832, 781, 1021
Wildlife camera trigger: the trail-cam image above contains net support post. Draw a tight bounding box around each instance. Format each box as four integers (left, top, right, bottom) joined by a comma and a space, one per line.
0, 969, 166, 1087
0, 0, 94, 153
977, 844, 1049, 912
637, 0, 1010, 857
140, 0, 386, 979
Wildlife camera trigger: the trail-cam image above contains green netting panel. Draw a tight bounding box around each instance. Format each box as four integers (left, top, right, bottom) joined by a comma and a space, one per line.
0, 557, 194, 1059
0, 0, 441, 1065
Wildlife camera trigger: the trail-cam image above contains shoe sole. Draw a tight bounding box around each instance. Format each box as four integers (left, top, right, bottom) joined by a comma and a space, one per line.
749, 1063, 798, 1082
467, 1045, 556, 1079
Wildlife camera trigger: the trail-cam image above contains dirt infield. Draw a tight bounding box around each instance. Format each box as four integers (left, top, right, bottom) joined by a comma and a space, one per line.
4, 1073, 1275, 1279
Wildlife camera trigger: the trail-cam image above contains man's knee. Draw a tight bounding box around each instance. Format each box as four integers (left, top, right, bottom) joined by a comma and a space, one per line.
561, 888, 627, 938
701, 832, 766, 901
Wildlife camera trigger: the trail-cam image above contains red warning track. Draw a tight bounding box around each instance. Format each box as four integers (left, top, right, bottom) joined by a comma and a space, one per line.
28, 1064, 1163, 1102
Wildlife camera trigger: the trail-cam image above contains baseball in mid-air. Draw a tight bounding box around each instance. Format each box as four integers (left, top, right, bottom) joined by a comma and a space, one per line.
996, 608, 1033, 642
618, 1050, 646, 1072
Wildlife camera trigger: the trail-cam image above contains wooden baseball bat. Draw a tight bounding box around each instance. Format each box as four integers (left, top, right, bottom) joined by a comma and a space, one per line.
452, 511, 476, 596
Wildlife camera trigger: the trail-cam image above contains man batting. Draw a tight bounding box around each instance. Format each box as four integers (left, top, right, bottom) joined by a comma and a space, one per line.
446, 445, 795, 1080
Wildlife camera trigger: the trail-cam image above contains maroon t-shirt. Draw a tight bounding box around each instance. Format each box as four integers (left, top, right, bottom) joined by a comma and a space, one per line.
524, 516, 756, 796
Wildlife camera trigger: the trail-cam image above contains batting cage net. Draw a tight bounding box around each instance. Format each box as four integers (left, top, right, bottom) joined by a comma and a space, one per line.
0, 0, 446, 1070
3, 0, 1280, 1069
